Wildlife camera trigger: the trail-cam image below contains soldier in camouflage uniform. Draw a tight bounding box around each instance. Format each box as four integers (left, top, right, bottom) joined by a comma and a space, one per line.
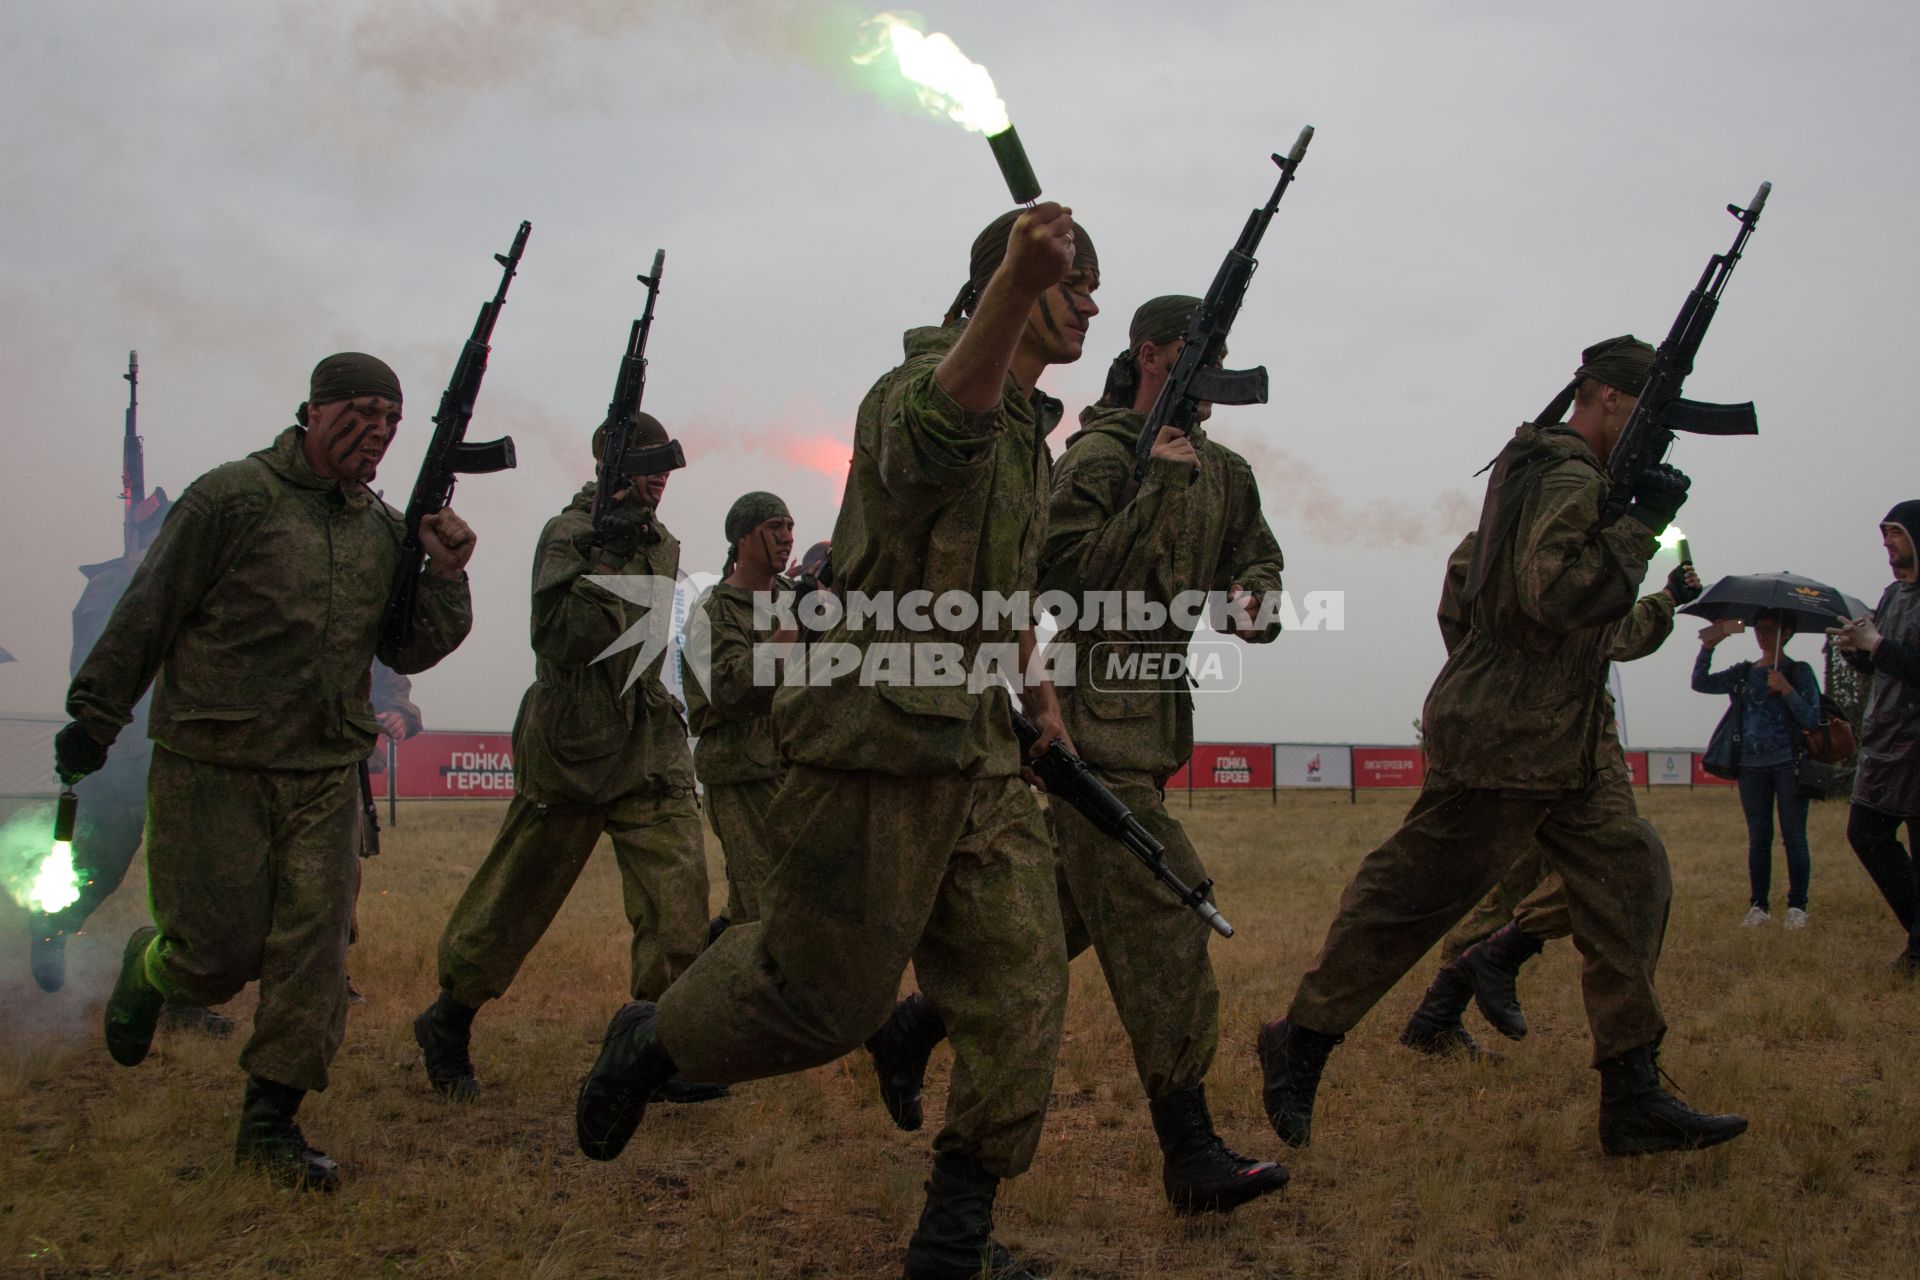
1258, 337, 1748, 1158
31, 489, 237, 1030
59, 354, 476, 1190
414, 413, 718, 1106
1398, 530, 1701, 1056
683, 492, 796, 931
577, 203, 1093, 1280
864, 296, 1290, 1215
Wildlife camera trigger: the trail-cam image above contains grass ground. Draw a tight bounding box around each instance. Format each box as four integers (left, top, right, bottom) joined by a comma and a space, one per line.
1, 789, 1916, 1279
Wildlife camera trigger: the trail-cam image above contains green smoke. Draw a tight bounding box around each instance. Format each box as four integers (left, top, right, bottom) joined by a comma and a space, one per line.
0, 801, 78, 914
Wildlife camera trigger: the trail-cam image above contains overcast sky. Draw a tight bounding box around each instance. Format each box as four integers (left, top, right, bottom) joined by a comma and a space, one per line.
1, 0, 1913, 751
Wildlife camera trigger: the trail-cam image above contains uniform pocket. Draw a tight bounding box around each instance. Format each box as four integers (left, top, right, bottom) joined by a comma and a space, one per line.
876, 682, 978, 722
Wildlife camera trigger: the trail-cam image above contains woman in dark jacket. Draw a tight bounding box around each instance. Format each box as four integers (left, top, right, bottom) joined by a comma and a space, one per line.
1695, 609, 1823, 928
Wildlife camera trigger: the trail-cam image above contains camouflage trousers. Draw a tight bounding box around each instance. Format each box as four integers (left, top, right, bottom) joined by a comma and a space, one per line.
39, 771, 147, 937
706, 776, 783, 925
438, 788, 708, 1008
140, 746, 359, 1092
1289, 770, 1671, 1064
1053, 769, 1219, 1100
657, 766, 1067, 1179
1437, 766, 1644, 962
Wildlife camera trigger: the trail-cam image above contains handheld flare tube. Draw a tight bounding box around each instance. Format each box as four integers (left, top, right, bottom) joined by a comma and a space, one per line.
987, 125, 1041, 206
1012, 710, 1235, 938
1677, 537, 1692, 567
54, 786, 78, 846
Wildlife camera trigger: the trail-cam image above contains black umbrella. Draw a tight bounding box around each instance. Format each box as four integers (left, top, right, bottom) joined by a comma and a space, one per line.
1680, 572, 1853, 632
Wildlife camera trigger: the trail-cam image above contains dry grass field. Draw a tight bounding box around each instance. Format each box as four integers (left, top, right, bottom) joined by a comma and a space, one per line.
2, 788, 1917, 1279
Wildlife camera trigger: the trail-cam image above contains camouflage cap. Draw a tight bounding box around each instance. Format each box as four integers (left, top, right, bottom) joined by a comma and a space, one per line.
946, 209, 1099, 322
1577, 335, 1656, 396
591, 410, 669, 457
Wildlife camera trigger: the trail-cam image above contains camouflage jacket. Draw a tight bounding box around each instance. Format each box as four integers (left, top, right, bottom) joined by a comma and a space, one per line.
509, 483, 693, 807
1421, 424, 1661, 790
773, 323, 1057, 777
1437, 529, 1674, 776
67, 426, 471, 771
1040, 404, 1284, 775
684, 580, 787, 786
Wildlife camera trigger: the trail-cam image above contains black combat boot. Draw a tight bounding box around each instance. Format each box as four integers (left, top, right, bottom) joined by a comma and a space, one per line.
1399, 962, 1498, 1061
160, 1003, 237, 1037
103, 926, 164, 1067
234, 1076, 341, 1192
865, 992, 948, 1132
1596, 1043, 1749, 1156
1459, 923, 1544, 1040
575, 1001, 678, 1161
1255, 1018, 1342, 1148
413, 990, 479, 1101
1148, 1084, 1290, 1215
902, 1153, 1044, 1280
29, 919, 64, 993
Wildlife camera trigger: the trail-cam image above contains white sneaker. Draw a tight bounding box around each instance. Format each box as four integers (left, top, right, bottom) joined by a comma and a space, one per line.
1741, 906, 1771, 928
1784, 907, 1808, 930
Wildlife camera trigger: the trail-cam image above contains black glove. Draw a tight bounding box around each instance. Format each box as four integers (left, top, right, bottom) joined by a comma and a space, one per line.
1625, 463, 1690, 534
1665, 561, 1702, 605
54, 722, 109, 784
591, 507, 650, 567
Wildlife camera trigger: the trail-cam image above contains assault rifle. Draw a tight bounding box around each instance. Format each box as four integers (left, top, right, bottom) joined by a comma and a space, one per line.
1011, 708, 1234, 938
1131, 126, 1313, 485
592, 250, 683, 534
121, 351, 142, 555
1600, 183, 1769, 524
383, 220, 529, 649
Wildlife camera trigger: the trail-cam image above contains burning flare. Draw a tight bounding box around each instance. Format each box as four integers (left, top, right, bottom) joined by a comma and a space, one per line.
30, 840, 80, 915
852, 12, 1011, 135
1657, 525, 1688, 554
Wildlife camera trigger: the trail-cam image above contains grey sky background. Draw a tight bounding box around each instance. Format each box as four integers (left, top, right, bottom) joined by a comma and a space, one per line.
1, 0, 1912, 750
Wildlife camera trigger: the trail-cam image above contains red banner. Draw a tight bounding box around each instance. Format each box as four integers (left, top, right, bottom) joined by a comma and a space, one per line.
1352, 747, 1425, 789
1185, 743, 1275, 790
368, 730, 517, 799
1623, 752, 1648, 786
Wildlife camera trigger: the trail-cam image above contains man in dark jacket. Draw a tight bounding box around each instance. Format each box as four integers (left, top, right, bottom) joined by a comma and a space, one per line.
1832, 500, 1920, 969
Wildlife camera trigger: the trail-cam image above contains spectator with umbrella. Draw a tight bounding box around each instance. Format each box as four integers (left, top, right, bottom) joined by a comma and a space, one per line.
1688, 573, 1837, 929
1829, 501, 1920, 972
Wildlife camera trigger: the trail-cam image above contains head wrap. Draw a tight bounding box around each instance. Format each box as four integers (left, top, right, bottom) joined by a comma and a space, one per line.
299, 353, 402, 425
1100, 294, 1200, 407
1532, 334, 1656, 425
1577, 335, 1657, 396
723, 491, 791, 571
944, 210, 1100, 324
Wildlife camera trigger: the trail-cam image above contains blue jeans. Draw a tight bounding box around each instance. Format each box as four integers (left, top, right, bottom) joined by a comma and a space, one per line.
1738, 762, 1810, 910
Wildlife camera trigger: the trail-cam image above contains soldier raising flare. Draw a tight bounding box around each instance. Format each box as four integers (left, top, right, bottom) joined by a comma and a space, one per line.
414, 414, 721, 1106
576, 203, 1093, 1280
59, 354, 477, 1191
865, 295, 1290, 1215
683, 492, 797, 934
1259, 336, 1749, 1158
1398, 531, 1701, 1057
